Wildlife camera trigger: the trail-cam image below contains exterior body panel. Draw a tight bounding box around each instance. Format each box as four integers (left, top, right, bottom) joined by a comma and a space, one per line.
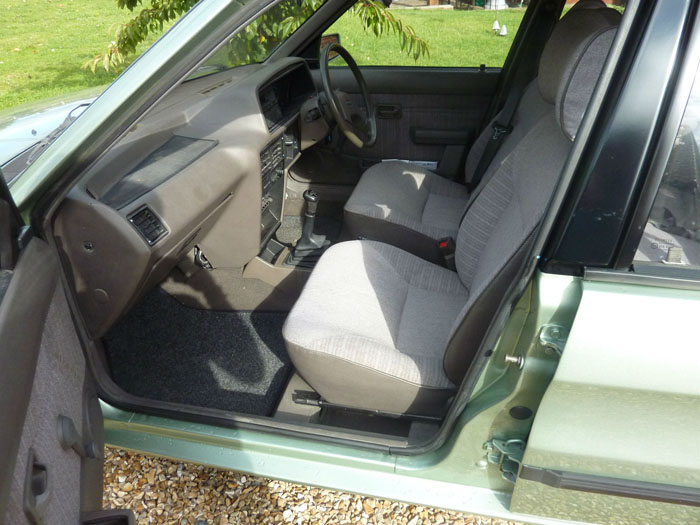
512, 276, 700, 523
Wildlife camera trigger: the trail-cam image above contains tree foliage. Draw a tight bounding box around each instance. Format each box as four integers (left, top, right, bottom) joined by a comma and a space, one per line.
86, 0, 429, 72
347, 1, 428, 60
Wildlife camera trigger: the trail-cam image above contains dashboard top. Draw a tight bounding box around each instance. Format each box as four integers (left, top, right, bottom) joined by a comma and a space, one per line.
82, 57, 315, 205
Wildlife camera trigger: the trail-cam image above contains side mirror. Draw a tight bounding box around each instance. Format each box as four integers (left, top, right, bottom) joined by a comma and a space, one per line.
320, 33, 341, 61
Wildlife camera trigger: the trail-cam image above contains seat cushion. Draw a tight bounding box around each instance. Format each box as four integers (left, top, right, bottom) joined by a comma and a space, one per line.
283, 240, 467, 415
343, 162, 470, 264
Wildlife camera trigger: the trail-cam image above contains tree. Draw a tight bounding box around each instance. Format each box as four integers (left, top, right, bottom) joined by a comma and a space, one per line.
86, 0, 429, 72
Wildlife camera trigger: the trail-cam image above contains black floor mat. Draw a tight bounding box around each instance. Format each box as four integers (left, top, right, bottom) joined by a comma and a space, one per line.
103, 289, 291, 416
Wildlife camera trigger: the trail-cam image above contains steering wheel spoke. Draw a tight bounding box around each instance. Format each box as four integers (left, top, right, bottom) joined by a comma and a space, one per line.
356, 115, 371, 135
333, 90, 351, 121
320, 43, 377, 148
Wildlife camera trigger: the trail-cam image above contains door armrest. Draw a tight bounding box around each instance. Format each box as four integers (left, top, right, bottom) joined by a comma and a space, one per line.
410, 127, 474, 145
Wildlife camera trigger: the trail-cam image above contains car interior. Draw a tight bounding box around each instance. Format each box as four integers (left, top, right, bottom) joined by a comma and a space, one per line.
48, 0, 624, 449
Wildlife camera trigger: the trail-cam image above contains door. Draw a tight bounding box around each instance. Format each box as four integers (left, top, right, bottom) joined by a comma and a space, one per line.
0, 169, 130, 524
509, 2, 700, 522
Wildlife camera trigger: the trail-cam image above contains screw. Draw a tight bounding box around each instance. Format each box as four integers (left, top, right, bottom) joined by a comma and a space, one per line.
504, 354, 524, 368
83, 241, 94, 252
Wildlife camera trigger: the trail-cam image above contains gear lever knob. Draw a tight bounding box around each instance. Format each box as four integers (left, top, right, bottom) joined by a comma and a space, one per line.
288, 189, 330, 267
303, 190, 319, 216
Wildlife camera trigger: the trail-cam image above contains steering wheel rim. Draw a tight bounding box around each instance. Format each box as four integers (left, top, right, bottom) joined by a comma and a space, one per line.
320, 43, 376, 148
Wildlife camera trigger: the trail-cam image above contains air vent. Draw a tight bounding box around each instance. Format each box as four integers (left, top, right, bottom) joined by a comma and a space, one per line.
128, 207, 168, 246
199, 79, 232, 95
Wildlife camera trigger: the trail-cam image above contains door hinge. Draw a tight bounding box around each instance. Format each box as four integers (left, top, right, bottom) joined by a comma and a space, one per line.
57, 415, 100, 459
484, 438, 526, 483
538, 323, 569, 356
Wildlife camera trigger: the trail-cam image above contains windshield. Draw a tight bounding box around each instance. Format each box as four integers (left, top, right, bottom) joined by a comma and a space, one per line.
0, 95, 95, 183
188, 0, 325, 80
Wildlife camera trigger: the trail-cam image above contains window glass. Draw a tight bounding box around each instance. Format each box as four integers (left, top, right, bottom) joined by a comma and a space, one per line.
190, 0, 326, 79
325, 1, 525, 68
635, 76, 700, 267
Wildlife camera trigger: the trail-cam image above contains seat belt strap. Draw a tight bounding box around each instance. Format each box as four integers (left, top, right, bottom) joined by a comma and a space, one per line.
467, 76, 528, 193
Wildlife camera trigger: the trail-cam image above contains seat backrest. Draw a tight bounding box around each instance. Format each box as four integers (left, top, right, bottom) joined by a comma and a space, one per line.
444, 3, 621, 383
462, 0, 616, 187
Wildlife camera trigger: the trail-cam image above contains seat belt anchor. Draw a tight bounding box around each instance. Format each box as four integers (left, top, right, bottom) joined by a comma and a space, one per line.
491, 122, 513, 141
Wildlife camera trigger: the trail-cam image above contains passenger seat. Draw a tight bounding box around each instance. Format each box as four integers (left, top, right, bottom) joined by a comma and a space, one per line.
342, 0, 611, 266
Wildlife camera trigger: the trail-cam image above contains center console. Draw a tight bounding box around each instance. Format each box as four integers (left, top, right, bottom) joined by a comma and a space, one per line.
256, 62, 313, 249
260, 122, 300, 245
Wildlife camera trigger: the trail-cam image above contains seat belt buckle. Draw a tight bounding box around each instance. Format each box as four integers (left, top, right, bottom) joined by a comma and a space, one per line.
437, 237, 456, 271
491, 122, 513, 140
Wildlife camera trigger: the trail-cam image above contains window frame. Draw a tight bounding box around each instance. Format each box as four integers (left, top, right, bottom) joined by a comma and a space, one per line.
541, 0, 698, 275
618, 14, 700, 271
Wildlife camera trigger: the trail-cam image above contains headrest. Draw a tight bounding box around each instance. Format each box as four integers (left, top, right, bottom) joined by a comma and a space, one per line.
538, 2, 621, 139
557, 26, 617, 140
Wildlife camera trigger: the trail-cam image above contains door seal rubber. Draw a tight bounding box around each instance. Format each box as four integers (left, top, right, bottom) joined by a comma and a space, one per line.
520, 465, 700, 507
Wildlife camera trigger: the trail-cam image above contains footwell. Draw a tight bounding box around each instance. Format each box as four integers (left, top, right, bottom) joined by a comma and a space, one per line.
103, 289, 291, 416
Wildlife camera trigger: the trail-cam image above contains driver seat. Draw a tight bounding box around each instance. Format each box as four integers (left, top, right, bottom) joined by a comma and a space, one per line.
342, 0, 604, 265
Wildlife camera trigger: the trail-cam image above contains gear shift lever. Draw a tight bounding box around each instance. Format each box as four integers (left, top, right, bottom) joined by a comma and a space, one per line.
297, 190, 324, 250
287, 190, 331, 266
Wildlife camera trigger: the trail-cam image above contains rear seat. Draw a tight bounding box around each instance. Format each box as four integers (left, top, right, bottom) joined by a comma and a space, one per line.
282, 3, 621, 416
341, 0, 612, 266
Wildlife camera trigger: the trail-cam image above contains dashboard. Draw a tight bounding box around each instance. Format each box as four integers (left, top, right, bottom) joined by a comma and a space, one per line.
259, 65, 316, 132
52, 58, 317, 338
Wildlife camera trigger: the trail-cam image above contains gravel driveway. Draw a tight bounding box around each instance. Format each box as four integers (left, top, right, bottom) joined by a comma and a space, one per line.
104, 447, 522, 524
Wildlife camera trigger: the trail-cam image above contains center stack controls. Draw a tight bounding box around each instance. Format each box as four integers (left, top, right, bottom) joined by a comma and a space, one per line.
259, 129, 300, 245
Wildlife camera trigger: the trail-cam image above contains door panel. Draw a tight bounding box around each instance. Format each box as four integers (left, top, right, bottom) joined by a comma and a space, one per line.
0, 238, 105, 523
346, 91, 484, 163
308, 68, 499, 180
511, 276, 700, 523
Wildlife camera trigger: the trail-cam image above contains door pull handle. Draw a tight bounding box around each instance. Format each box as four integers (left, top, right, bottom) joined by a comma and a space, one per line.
24, 448, 49, 525
376, 104, 402, 119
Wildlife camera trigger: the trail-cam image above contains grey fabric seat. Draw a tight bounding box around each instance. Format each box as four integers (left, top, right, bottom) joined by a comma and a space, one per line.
343, 82, 550, 265
342, 0, 608, 265
283, 240, 467, 414
284, 4, 620, 416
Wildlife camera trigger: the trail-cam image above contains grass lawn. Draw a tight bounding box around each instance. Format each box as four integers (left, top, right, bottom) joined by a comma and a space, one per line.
0, 0, 171, 112
329, 8, 525, 68
0, 1, 524, 113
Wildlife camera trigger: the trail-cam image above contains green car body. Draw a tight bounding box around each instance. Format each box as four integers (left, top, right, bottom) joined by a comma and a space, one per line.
3, 0, 700, 523
99, 271, 700, 524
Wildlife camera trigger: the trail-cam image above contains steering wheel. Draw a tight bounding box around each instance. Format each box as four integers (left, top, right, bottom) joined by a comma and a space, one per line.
320, 43, 377, 148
